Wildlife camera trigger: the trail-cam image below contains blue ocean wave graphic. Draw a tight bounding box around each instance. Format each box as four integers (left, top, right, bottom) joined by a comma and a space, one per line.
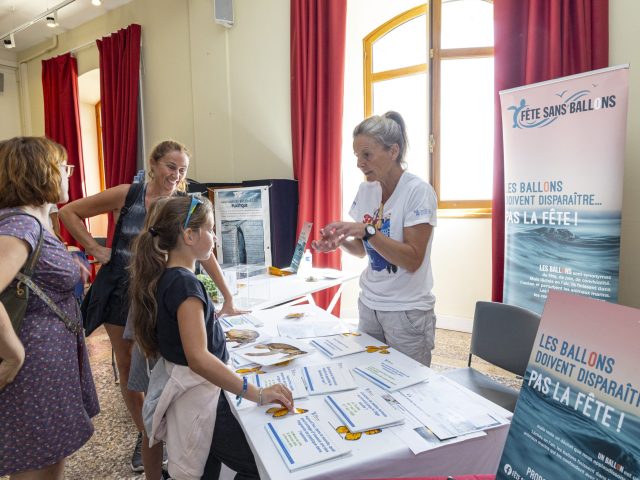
504, 216, 620, 314
497, 371, 640, 480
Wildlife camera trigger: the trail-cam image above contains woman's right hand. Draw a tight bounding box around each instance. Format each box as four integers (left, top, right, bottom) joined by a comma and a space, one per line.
89, 245, 112, 265
261, 383, 294, 411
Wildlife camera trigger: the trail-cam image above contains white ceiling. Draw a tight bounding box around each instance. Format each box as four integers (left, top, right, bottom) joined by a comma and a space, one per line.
0, 0, 134, 53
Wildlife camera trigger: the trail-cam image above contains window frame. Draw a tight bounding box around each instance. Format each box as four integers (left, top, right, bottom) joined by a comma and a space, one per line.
363, 1, 494, 218
363, 5, 428, 118
431, 0, 494, 216
95, 101, 106, 192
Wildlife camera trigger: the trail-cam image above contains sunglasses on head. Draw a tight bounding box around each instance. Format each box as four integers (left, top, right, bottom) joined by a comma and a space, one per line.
184, 195, 204, 229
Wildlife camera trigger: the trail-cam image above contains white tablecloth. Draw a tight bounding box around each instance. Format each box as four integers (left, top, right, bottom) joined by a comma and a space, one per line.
225, 310, 511, 480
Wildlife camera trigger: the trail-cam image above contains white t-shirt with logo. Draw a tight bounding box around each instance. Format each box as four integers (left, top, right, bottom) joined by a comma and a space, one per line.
349, 171, 437, 311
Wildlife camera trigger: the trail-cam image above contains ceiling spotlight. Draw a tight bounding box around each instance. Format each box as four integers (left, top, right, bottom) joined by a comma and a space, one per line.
46, 11, 59, 28
3, 33, 16, 49
91, 0, 102, 5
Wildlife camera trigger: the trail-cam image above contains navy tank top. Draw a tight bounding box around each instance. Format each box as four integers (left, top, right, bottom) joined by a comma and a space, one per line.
111, 183, 147, 267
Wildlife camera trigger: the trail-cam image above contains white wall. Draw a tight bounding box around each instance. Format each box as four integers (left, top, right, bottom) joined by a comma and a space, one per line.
0, 55, 21, 140
610, 0, 640, 309
186, 0, 292, 183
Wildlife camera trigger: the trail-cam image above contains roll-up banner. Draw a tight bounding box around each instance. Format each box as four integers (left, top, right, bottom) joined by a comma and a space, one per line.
500, 65, 630, 314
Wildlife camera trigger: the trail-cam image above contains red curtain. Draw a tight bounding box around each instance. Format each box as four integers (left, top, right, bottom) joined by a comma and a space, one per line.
97, 24, 142, 244
492, 0, 608, 301
42, 53, 86, 248
291, 0, 347, 312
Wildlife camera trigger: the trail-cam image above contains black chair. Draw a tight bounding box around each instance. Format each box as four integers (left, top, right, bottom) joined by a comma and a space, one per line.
443, 301, 541, 412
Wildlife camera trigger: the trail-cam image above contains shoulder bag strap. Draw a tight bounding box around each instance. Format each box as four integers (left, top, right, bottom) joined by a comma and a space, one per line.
15, 272, 81, 336
0, 212, 45, 277
0, 211, 78, 336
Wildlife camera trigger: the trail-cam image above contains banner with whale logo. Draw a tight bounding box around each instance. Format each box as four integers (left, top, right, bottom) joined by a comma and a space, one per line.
500, 65, 629, 314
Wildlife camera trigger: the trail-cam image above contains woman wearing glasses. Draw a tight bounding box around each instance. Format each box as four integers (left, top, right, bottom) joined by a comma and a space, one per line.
0, 137, 99, 478
312, 112, 438, 367
59, 140, 239, 478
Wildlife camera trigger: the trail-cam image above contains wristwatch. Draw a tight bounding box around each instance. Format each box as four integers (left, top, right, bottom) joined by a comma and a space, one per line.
363, 224, 377, 241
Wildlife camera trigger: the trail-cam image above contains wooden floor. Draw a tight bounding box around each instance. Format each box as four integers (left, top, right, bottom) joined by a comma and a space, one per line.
2, 326, 521, 479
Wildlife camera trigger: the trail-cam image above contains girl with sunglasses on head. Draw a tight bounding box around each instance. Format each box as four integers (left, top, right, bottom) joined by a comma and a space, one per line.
130, 195, 293, 479
59, 140, 241, 478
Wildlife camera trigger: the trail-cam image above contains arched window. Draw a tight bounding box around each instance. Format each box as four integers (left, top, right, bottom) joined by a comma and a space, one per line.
363, 0, 494, 216
364, 5, 429, 180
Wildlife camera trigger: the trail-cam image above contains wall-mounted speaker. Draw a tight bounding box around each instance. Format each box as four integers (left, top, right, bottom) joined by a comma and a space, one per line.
214, 0, 234, 28
0, 72, 4, 94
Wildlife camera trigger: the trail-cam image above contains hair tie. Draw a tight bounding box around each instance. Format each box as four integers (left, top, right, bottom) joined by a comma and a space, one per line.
148, 227, 159, 237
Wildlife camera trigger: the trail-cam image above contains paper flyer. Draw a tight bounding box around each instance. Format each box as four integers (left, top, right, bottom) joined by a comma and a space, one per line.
214, 186, 271, 266
255, 304, 350, 339
352, 357, 432, 392
288, 221, 313, 273
235, 337, 313, 366
220, 314, 264, 329
247, 368, 308, 400
278, 315, 349, 339
302, 363, 358, 395
310, 335, 365, 358
230, 353, 260, 370
500, 66, 629, 314
380, 393, 485, 455
265, 411, 350, 472
393, 376, 507, 440
325, 389, 404, 433
497, 291, 640, 480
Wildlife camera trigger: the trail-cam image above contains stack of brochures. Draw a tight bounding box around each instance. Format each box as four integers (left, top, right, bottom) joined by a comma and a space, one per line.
301, 363, 358, 395
325, 390, 404, 433
352, 358, 432, 391
265, 412, 350, 472
310, 335, 365, 358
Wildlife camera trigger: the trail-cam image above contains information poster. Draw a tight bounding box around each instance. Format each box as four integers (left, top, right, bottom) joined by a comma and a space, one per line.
497, 291, 640, 480
214, 186, 271, 266
500, 65, 629, 314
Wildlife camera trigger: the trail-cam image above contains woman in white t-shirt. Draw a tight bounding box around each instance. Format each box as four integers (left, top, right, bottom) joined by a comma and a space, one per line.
312, 111, 438, 366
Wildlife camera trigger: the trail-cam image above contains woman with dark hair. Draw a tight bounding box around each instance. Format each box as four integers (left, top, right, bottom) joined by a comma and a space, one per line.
313, 111, 438, 367
0, 137, 99, 478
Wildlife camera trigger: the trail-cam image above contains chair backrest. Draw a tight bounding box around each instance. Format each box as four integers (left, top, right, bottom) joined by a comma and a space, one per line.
470, 301, 541, 376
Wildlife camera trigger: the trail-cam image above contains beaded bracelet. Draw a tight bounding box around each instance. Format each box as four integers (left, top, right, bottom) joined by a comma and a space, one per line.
258, 387, 264, 406
236, 376, 248, 406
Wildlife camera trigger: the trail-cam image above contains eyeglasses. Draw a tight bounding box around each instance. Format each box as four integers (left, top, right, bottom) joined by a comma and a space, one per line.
184, 195, 203, 229
61, 164, 75, 177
